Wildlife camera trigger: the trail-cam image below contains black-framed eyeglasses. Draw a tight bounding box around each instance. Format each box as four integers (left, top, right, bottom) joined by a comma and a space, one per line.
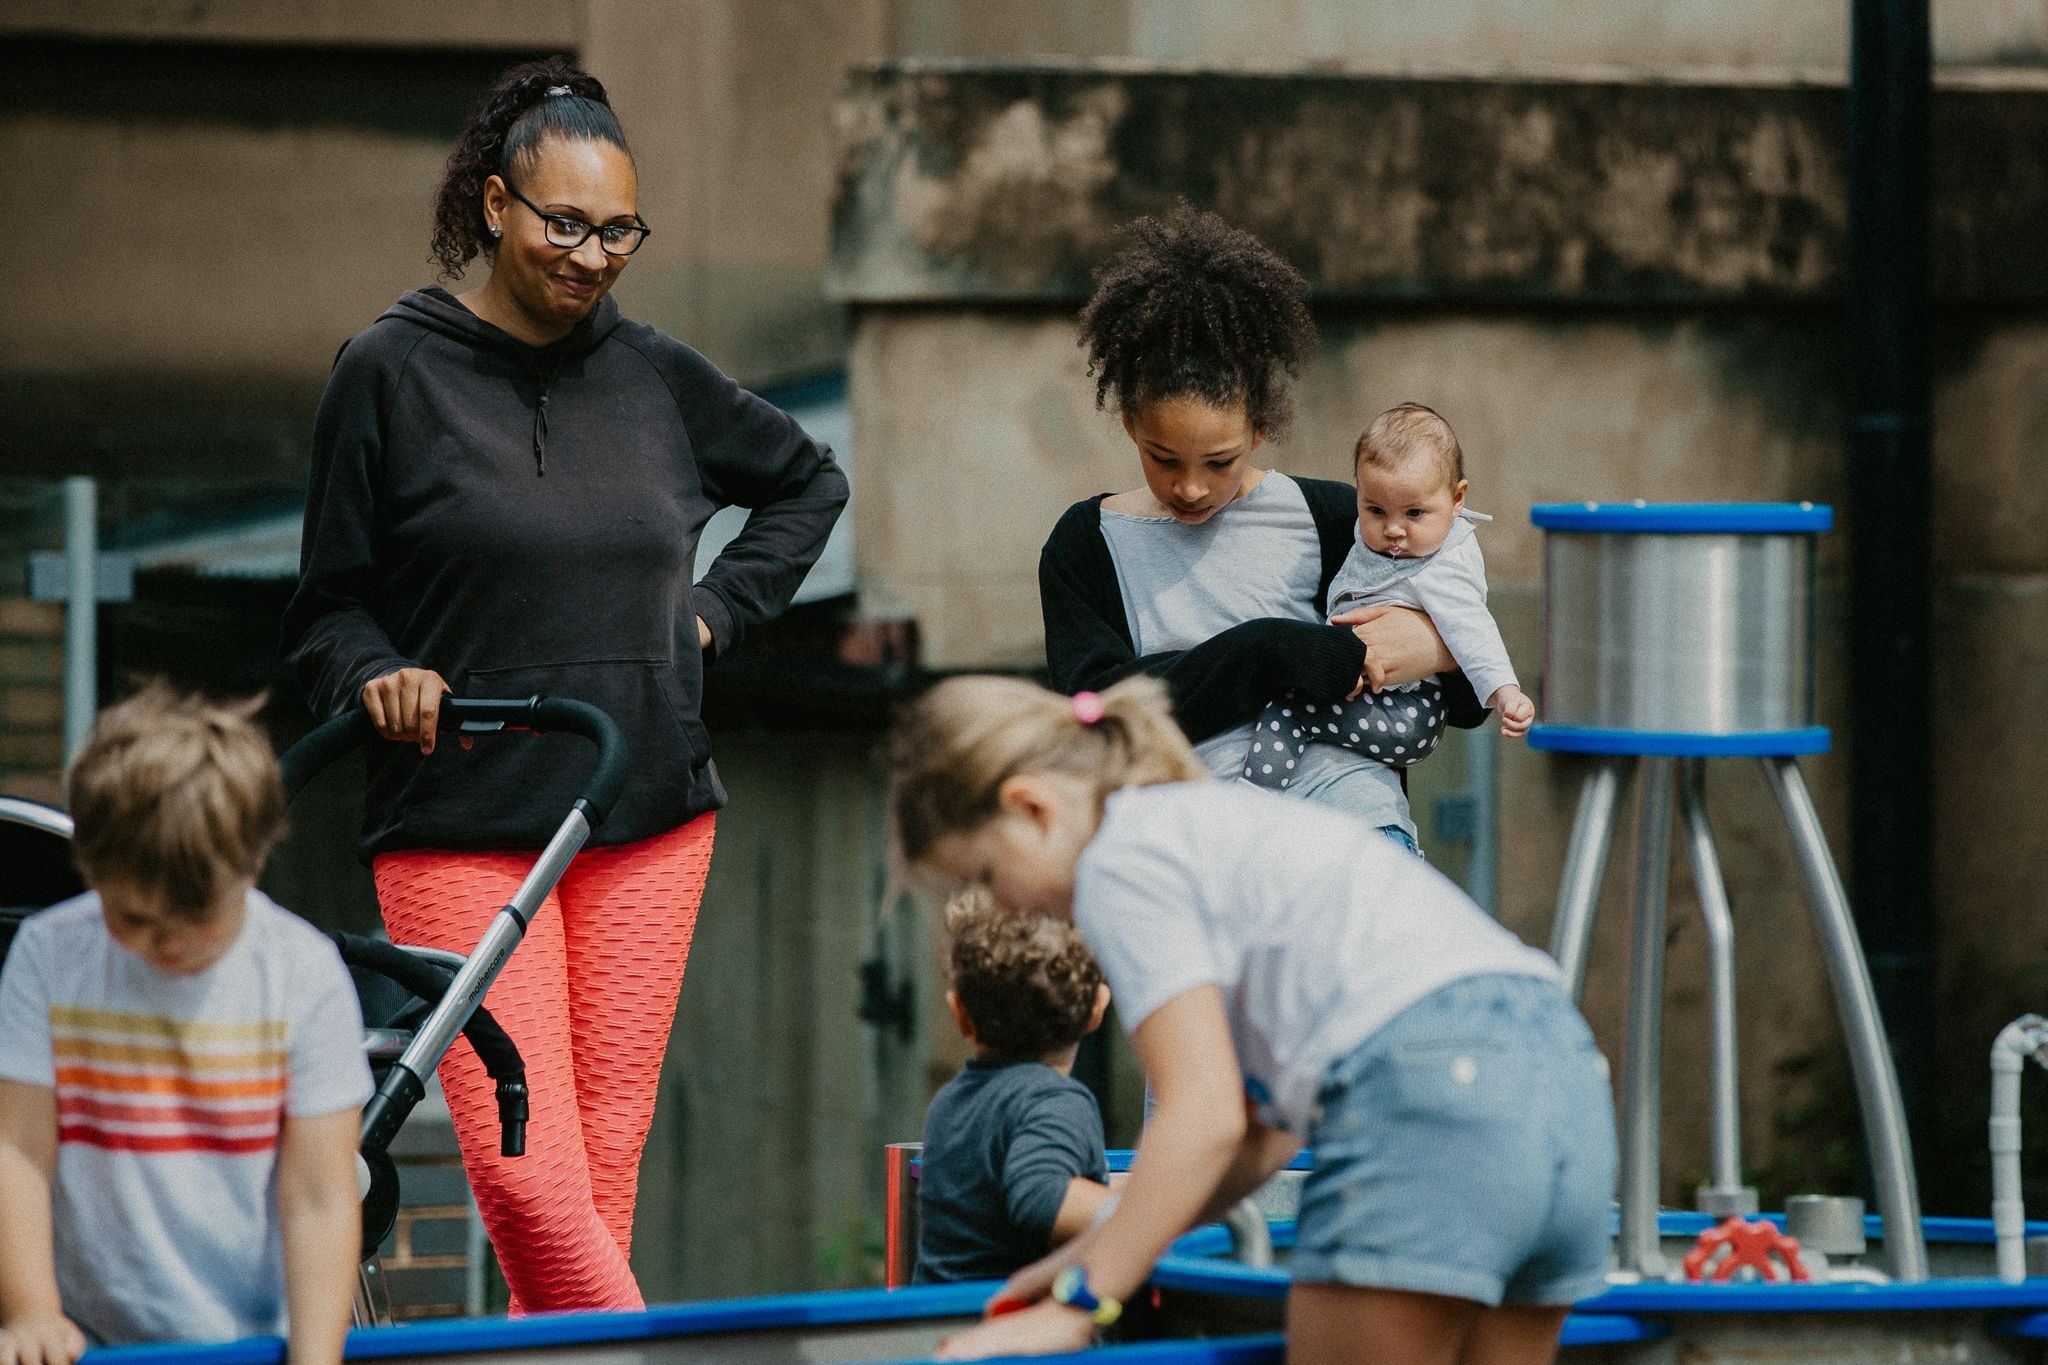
503, 183, 652, 257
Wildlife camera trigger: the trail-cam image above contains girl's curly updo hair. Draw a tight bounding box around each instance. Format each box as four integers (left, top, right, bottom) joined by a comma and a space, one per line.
430, 57, 632, 280
1077, 202, 1318, 437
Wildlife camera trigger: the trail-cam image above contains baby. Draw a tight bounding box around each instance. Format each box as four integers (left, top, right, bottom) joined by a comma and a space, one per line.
1241, 403, 1530, 792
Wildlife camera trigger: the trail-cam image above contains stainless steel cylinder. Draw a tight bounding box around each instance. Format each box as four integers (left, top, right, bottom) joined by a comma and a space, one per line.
1785, 1194, 1868, 1256
1541, 529, 1815, 734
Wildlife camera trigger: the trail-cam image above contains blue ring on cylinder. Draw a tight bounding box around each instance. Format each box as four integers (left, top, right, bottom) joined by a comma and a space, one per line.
1530, 502, 1834, 534
1527, 725, 1832, 757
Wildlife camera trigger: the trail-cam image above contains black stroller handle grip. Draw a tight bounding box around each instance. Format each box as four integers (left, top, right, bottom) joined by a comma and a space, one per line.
518, 697, 629, 831
279, 709, 377, 802
280, 694, 629, 830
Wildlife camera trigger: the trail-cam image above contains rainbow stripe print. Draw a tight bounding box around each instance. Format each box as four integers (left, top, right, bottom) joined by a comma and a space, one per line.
50, 1005, 288, 1156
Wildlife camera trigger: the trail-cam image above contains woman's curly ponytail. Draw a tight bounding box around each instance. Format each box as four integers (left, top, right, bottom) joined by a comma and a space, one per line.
429, 57, 631, 280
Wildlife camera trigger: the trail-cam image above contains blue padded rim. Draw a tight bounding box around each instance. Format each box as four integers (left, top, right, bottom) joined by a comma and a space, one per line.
1108, 1149, 1314, 1174
1528, 725, 1832, 757
1531, 502, 1833, 533
911, 1148, 1313, 1178
1152, 1212, 2048, 1318
83, 1283, 991, 1364
83, 1327, 1290, 1365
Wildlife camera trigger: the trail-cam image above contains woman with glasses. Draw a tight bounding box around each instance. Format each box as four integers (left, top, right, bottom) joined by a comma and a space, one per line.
281, 58, 847, 1313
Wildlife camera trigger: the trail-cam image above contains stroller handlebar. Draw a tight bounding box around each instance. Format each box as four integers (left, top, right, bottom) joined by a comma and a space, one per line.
280, 695, 630, 830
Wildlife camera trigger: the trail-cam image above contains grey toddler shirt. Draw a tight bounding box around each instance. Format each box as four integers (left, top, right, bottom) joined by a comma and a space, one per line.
913, 1058, 1108, 1283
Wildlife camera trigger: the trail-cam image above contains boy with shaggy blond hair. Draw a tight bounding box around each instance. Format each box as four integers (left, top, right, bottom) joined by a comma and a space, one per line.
914, 891, 1114, 1283
0, 686, 370, 1364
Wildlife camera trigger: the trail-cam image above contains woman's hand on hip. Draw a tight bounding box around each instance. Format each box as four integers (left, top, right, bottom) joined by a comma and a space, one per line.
1330, 605, 1453, 694
362, 668, 452, 755
697, 616, 712, 652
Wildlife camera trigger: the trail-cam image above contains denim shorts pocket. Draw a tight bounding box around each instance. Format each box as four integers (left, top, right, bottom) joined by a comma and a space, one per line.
1380, 1038, 1514, 1123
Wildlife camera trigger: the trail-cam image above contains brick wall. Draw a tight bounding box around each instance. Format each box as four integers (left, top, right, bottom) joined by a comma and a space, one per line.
0, 598, 64, 806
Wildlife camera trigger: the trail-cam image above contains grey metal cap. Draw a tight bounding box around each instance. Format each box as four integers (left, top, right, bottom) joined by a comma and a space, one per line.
1786, 1195, 1867, 1256
1696, 1185, 1760, 1217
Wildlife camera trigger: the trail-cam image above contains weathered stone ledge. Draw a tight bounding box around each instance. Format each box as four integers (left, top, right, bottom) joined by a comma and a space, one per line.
831, 63, 2048, 305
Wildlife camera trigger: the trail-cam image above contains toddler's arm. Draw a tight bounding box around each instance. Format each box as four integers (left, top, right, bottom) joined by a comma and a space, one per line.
1003, 1087, 1113, 1251
1047, 1179, 1115, 1244
0, 1080, 85, 1365
276, 1109, 360, 1365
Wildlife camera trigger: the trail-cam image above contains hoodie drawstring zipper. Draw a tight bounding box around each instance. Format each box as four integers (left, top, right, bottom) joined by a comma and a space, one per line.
532, 378, 553, 477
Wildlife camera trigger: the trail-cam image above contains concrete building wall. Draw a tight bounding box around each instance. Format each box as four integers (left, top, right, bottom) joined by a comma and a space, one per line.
884, 0, 2048, 71
834, 64, 2048, 1211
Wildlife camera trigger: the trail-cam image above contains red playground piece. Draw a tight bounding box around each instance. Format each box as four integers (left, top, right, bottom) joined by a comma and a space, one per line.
1682, 1216, 1812, 1283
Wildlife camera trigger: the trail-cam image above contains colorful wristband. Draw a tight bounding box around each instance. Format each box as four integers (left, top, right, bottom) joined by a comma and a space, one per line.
1051, 1264, 1123, 1328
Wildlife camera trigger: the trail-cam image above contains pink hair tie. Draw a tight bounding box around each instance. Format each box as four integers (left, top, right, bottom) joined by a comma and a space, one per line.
1071, 691, 1105, 725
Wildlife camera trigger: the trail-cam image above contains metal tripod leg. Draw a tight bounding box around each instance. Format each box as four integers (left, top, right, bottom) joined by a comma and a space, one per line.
1679, 759, 1755, 1214
1759, 756, 1928, 1282
1551, 757, 1631, 1000
1618, 756, 1674, 1277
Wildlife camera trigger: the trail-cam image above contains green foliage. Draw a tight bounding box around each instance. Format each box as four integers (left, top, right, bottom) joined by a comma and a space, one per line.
815, 1207, 887, 1289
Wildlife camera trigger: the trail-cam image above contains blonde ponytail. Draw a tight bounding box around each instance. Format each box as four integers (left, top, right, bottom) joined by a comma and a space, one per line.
887, 674, 1204, 861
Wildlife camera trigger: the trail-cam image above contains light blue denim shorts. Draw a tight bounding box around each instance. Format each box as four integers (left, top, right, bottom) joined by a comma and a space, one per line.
1293, 973, 1617, 1306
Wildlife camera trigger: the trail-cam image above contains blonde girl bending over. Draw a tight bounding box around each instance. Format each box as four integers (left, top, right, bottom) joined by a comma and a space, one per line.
888, 676, 1616, 1365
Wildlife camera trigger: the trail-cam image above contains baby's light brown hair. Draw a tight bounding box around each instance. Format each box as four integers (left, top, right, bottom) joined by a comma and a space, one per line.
946, 889, 1105, 1061
1355, 402, 1464, 491
68, 683, 285, 920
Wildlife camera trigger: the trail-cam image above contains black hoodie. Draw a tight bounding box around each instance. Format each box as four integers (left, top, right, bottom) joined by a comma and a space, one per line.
282, 287, 848, 858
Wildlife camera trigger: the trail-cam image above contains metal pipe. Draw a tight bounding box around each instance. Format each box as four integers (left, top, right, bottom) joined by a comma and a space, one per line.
1678, 760, 1744, 1195
1550, 757, 1629, 999
61, 476, 96, 765
1222, 1198, 1274, 1269
1846, 0, 1934, 1146
1989, 1015, 2048, 1282
884, 1142, 921, 1288
1761, 756, 1929, 1281
1618, 756, 1673, 1277
1466, 725, 1499, 916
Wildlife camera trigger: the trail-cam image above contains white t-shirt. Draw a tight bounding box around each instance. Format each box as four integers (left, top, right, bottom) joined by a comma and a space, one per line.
0, 891, 372, 1345
1074, 781, 1558, 1134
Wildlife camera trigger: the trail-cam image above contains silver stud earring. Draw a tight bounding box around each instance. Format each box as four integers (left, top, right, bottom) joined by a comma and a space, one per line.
489, 225, 502, 238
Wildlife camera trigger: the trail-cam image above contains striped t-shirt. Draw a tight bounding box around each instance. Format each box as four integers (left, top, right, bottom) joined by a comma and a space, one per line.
0, 890, 371, 1345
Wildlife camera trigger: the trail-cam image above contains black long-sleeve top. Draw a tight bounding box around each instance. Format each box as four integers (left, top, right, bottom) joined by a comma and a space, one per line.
1038, 477, 1487, 744
281, 288, 848, 857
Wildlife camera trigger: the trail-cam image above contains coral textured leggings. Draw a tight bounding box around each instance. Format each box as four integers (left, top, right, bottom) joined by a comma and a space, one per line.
373, 813, 714, 1313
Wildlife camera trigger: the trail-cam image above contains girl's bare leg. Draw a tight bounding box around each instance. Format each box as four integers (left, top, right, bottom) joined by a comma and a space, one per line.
1286, 1284, 1477, 1365
1461, 1305, 1569, 1365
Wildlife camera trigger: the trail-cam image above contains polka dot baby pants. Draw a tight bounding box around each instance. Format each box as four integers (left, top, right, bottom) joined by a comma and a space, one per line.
1241, 679, 1449, 788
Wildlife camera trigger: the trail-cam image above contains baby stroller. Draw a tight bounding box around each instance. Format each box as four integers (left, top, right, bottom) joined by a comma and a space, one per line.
0, 693, 627, 1328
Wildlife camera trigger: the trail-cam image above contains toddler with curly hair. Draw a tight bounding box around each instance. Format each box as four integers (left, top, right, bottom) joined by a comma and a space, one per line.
914, 891, 1113, 1283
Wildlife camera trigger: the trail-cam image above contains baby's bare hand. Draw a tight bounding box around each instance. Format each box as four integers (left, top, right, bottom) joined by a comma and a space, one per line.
1492, 685, 1536, 739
